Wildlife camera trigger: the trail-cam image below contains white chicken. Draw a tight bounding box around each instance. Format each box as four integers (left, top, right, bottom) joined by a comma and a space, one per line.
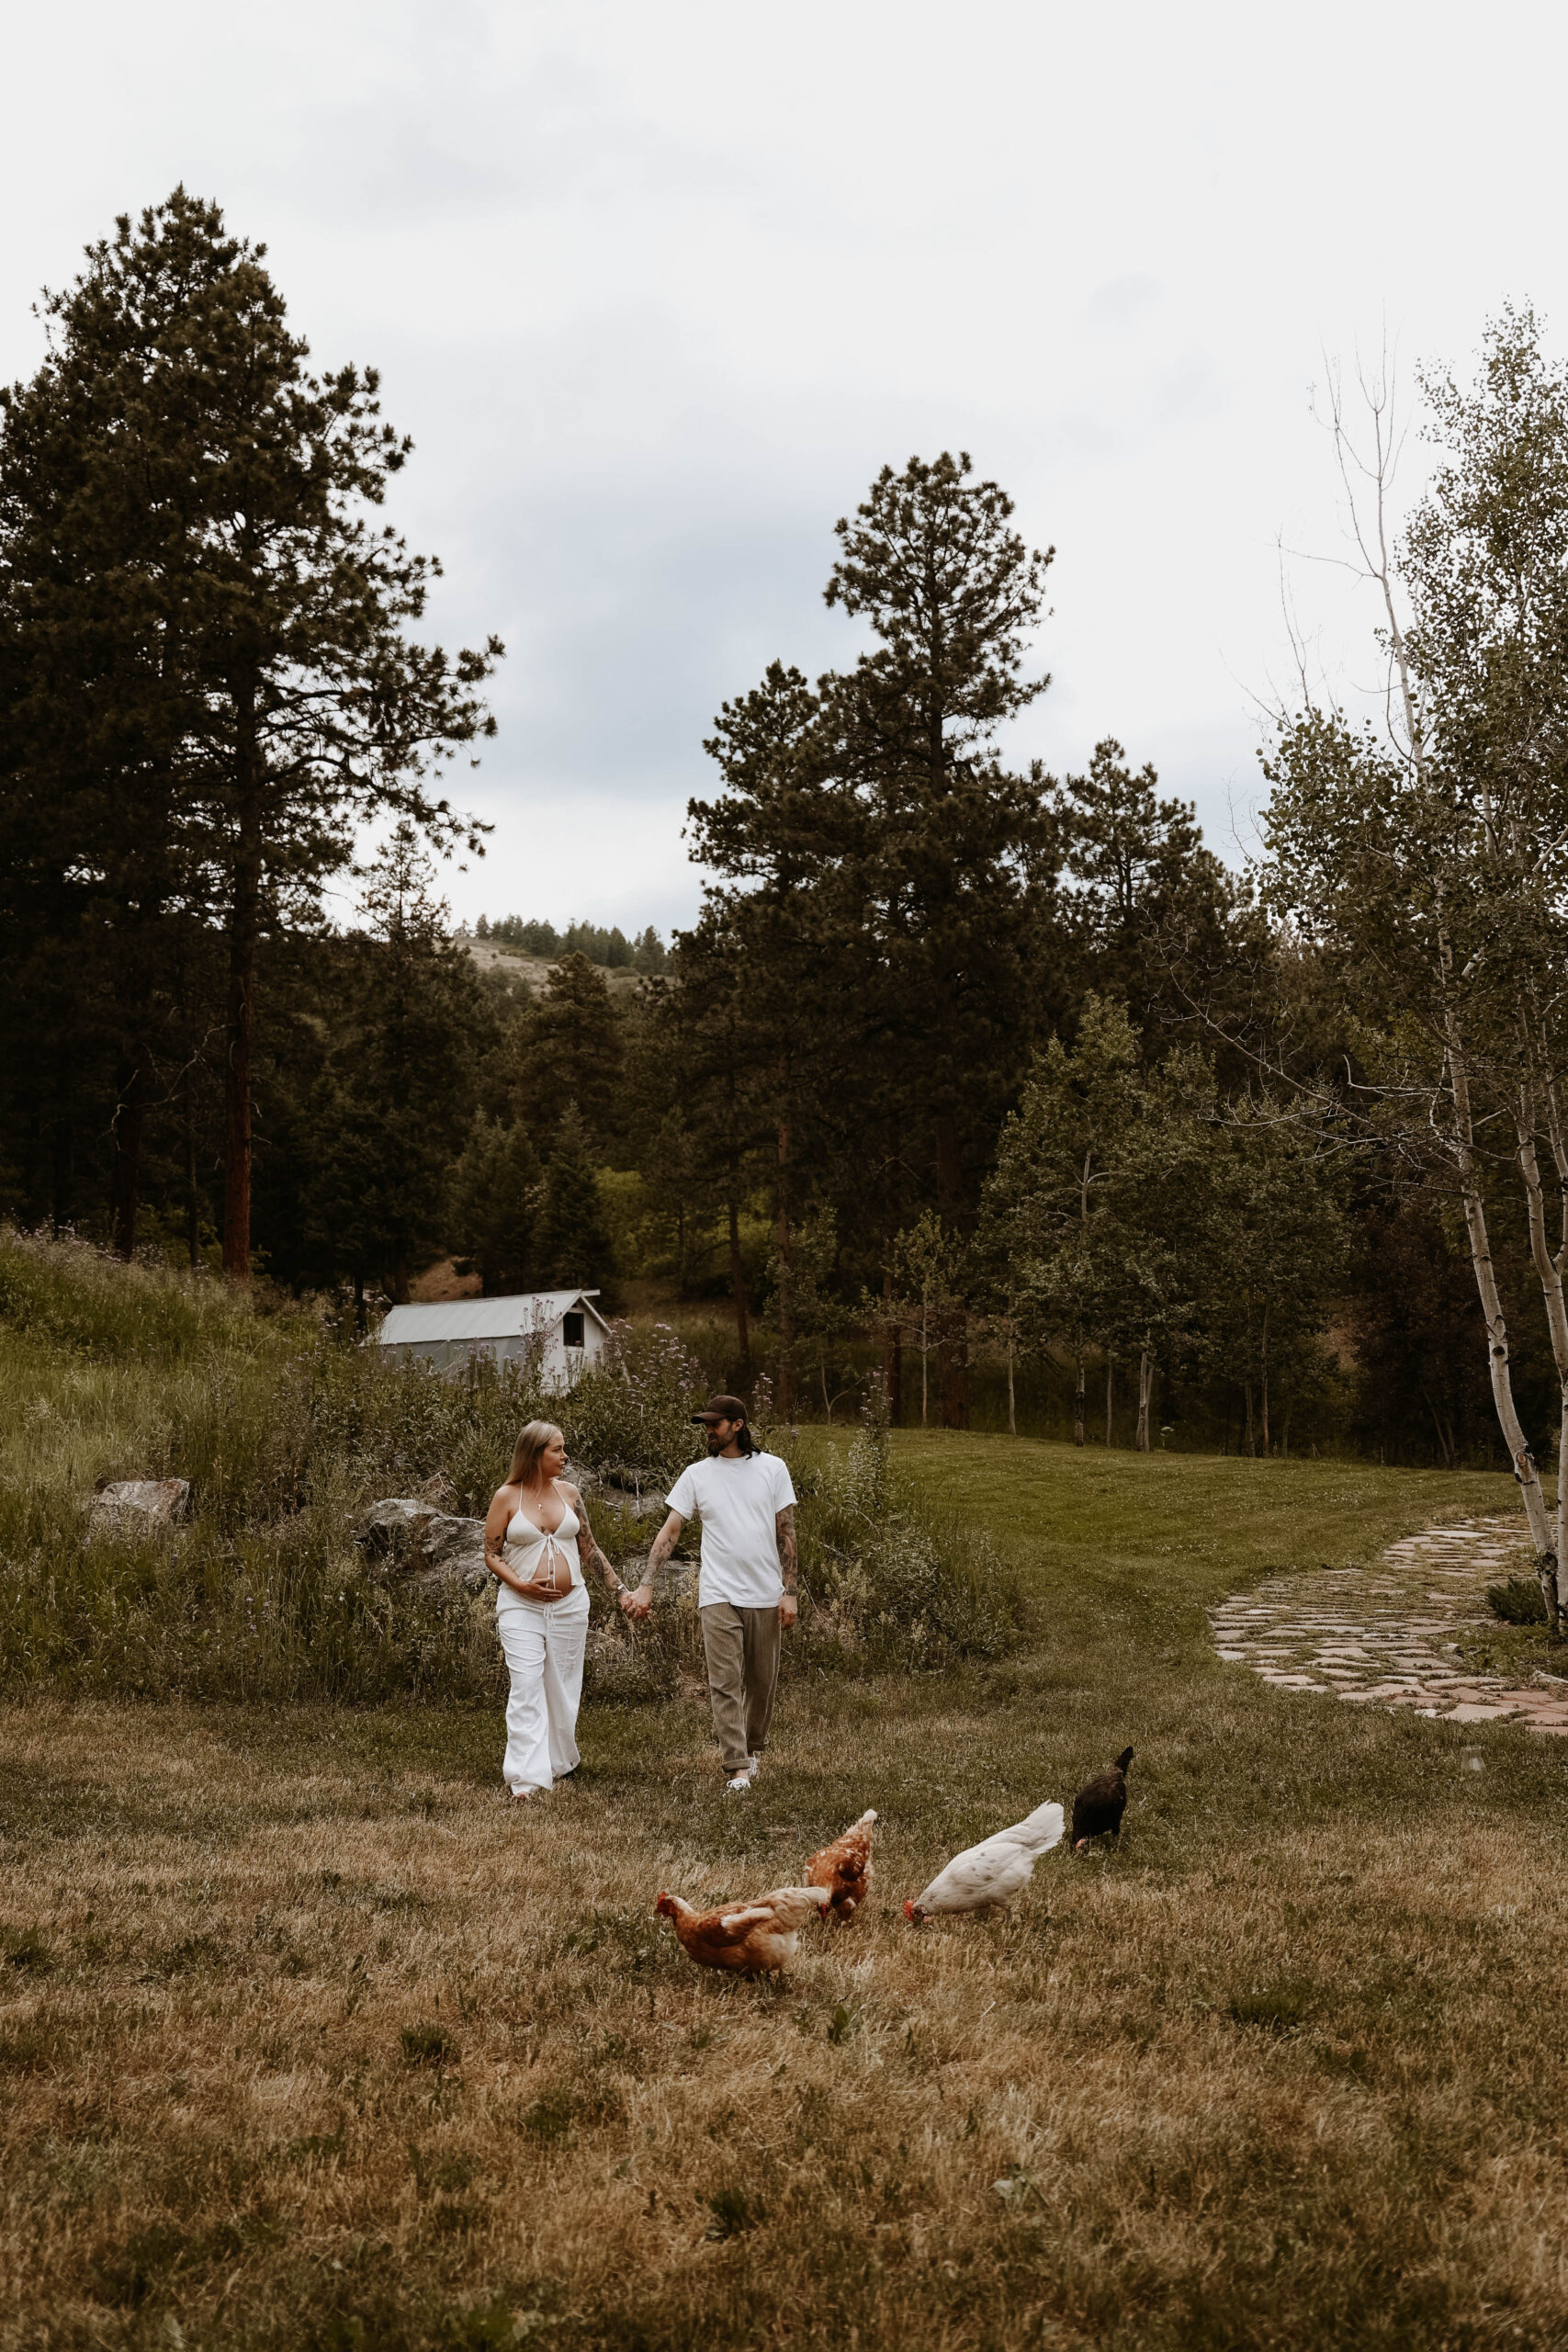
902, 1797, 1066, 1923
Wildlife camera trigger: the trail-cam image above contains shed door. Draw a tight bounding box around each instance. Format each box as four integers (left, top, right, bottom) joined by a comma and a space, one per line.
562, 1311, 585, 1350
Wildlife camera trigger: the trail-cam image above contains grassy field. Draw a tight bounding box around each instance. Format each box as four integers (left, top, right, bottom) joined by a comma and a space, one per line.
5, 1433, 1568, 2350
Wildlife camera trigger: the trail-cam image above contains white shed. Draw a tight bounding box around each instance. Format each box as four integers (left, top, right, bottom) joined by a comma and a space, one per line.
377, 1290, 610, 1388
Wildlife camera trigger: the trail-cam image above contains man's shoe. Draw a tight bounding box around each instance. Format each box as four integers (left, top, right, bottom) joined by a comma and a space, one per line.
747, 1754, 761, 1780
723, 1770, 753, 1796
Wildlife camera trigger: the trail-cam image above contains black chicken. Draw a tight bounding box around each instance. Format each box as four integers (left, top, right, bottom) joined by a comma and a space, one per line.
1071, 1747, 1134, 1850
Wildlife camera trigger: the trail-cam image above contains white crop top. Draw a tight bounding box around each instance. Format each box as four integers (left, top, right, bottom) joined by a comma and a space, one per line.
501, 1493, 581, 1603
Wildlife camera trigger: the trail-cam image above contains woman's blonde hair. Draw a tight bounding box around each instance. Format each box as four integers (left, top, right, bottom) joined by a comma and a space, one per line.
509, 1420, 564, 1488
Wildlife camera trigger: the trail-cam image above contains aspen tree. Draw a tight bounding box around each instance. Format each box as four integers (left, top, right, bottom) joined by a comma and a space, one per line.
1266, 312, 1568, 1623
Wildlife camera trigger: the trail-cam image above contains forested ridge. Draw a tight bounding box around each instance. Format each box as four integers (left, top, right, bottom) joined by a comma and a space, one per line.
5, 194, 1567, 1484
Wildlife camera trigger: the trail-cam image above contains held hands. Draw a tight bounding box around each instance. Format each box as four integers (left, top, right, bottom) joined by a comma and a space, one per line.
612, 1584, 791, 1624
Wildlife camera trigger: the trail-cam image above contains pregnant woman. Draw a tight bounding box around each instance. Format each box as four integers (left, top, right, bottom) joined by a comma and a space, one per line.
483, 1420, 630, 1801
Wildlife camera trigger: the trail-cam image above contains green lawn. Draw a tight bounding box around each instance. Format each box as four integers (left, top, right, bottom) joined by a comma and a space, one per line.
894, 1428, 1519, 1625
6, 1435, 1568, 2351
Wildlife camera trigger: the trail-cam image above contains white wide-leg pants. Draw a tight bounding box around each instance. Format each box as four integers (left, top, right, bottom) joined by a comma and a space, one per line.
496, 1588, 591, 1796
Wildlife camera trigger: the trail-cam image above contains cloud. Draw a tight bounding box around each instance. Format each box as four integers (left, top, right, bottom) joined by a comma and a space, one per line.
3, 0, 1560, 943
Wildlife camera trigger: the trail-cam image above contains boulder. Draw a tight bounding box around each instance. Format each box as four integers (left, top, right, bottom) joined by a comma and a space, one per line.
597, 1474, 669, 1524
620, 1549, 698, 1602
356, 1499, 490, 1597
421, 1514, 490, 1590
89, 1478, 190, 1540
357, 1498, 438, 1557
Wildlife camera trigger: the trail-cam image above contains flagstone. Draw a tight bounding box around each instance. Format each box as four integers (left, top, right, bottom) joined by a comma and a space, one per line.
1207, 1516, 1568, 1736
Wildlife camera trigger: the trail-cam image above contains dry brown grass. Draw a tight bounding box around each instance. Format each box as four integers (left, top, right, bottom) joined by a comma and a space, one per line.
6, 1438, 1568, 2347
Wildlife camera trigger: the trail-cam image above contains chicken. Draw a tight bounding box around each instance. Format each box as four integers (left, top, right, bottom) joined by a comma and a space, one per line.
804, 1809, 877, 1923
654, 1884, 830, 1974
1071, 1747, 1134, 1850
902, 1797, 1065, 1924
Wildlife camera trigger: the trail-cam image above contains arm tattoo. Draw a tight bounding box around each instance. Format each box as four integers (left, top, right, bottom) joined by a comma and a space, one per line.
775, 1504, 797, 1592
575, 1510, 620, 1592
645, 1511, 683, 1588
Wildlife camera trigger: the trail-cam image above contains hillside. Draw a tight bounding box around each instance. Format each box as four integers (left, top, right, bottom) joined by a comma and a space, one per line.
462, 933, 648, 999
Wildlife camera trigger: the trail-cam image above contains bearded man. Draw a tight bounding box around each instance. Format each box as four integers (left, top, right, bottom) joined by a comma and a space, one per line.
621, 1395, 797, 1794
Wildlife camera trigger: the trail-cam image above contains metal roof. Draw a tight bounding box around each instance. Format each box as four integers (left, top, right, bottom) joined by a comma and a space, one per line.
378, 1290, 608, 1346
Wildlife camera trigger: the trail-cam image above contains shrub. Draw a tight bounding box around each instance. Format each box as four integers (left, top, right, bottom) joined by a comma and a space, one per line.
562, 1320, 705, 1489
0, 1225, 285, 1363
581, 1619, 680, 1707
0, 1236, 1012, 1702
790, 1408, 1022, 1670
1486, 1576, 1548, 1625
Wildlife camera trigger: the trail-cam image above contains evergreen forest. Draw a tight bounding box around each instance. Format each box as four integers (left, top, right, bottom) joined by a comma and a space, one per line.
6, 193, 1568, 1488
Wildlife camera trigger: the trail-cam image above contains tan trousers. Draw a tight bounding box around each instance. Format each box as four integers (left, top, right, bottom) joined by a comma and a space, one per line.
700, 1602, 781, 1774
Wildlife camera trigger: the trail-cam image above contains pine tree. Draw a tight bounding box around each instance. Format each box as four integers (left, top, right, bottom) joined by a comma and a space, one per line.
687, 454, 1061, 1421
640, 917, 770, 1369
299, 826, 491, 1301
448, 1117, 540, 1295
533, 1104, 615, 1294
0, 191, 501, 1276
1058, 739, 1241, 1039
521, 953, 625, 1152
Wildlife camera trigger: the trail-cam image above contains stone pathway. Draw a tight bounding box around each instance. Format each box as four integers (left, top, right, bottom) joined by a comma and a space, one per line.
1210, 1518, 1568, 1735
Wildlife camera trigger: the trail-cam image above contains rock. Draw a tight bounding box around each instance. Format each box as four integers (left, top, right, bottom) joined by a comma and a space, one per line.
597, 1475, 669, 1524
357, 1498, 437, 1557
89, 1479, 189, 1540
421, 1514, 491, 1592
620, 1549, 698, 1602
356, 1498, 491, 1596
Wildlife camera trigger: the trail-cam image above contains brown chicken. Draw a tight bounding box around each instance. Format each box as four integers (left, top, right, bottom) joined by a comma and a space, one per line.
654, 1884, 829, 1974
803, 1808, 877, 1923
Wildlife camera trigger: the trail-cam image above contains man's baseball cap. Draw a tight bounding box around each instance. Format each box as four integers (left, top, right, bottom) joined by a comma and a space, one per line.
691, 1394, 749, 1426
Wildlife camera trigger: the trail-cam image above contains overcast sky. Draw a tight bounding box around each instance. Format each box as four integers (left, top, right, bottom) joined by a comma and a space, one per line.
5, 0, 1562, 935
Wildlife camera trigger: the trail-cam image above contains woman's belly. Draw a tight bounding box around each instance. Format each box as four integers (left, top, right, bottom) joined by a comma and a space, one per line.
496, 1565, 590, 1618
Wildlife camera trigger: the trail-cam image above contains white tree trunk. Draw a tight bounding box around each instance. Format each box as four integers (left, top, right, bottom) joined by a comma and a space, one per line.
1523, 1072, 1568, 1636
1136, 1349, 1154, 1452
1451, 1051, 1557, 1620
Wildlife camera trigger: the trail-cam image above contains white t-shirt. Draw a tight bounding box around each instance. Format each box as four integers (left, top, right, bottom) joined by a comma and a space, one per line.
663, 1450, 797, 1609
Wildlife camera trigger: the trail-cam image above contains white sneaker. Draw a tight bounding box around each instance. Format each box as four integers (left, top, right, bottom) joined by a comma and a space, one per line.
723, 1770, 753, 1796
747, 1754, 761, 1780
